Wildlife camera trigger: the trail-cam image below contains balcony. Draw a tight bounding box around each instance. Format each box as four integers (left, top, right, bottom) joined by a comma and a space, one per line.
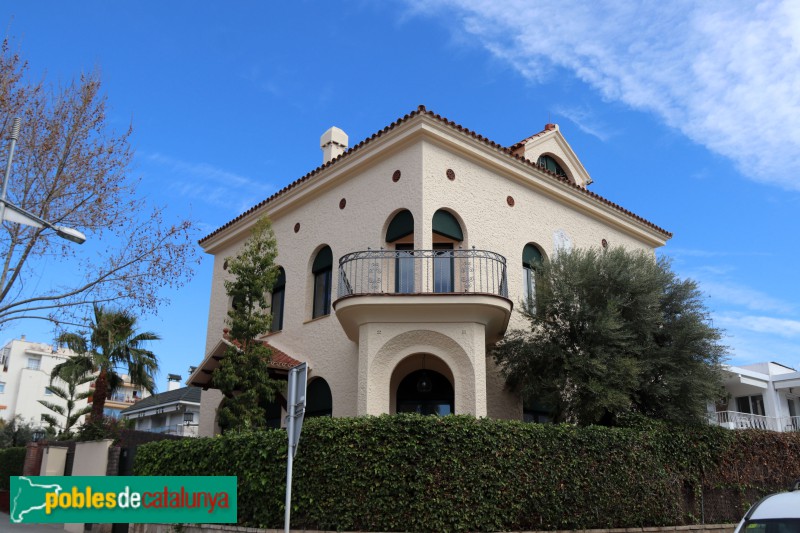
148, 424, 199, 437
710, 411, 800, 432
333, 248, 512, 343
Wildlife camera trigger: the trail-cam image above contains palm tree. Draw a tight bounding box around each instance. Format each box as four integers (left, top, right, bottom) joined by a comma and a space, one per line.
39, 363, 94, 436
55, 305, 160, 421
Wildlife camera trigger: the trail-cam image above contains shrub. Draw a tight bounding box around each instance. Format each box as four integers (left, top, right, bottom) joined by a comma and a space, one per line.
134, 415, 799, 532
0, 447, 26, 490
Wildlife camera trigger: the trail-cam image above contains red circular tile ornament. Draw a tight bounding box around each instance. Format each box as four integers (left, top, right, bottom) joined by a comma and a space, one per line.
446, 169, 455, 181
507, 196, 515, 207
392, 170, 401, 182
294, 223, 300, 233
339, 198, 346, 209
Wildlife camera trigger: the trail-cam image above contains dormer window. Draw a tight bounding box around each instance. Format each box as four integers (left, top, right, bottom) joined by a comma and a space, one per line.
537, 155, 567, 178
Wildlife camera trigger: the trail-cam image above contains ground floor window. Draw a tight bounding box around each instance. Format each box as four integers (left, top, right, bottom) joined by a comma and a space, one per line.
396, 369, 454, 416
736, 394, 765, 416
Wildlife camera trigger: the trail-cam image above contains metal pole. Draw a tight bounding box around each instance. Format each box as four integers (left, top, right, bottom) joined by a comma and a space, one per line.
0, 118, 22, 226
284, 367, 297, 533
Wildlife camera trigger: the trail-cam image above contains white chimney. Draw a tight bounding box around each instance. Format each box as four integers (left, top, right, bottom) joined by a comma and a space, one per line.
167, 373, 182, 391
320, 126, 348, 164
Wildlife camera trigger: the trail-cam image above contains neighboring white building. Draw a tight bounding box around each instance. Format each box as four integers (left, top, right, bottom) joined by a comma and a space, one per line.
0, 336, 81, 428
0, 335, 151, 429
712, 362, 800, 432
188, 106, 672, 436
120, 374, 201, 437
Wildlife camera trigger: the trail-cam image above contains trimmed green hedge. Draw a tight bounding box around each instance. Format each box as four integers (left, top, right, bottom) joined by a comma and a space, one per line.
0, 447, 26, 490
134, 415, 799, 532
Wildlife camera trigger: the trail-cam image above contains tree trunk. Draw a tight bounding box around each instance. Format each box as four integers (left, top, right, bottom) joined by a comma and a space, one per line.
91, 369, 108, 420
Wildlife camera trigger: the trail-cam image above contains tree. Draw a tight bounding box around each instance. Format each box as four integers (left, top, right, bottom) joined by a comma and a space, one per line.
55, 305, 160, 421
0, 38, 197, 330
212, 216, 283, 432
493, 246, 726, 426
38, 363, 93, 437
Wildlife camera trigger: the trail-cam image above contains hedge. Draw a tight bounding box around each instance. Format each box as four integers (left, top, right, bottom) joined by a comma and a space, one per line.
133, 415, 800, 532
0, 447, 27, 490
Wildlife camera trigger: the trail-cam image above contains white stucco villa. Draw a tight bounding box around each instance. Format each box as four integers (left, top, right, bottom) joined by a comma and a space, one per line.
188, 105, 672, 436
712, 362, 800, 432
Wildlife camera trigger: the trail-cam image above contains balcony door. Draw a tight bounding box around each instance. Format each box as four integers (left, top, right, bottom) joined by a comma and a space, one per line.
431, 210, 463, 294
395, 243, 415, 293
433, 243, 454, 293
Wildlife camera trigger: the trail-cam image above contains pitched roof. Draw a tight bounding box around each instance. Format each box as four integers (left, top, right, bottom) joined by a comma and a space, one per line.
120, 386, 201, 416
199, 105, 671, 245
186, 332, 303, 389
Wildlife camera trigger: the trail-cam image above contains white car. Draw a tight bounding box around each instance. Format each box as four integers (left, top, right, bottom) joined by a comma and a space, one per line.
733, 482, 800, 533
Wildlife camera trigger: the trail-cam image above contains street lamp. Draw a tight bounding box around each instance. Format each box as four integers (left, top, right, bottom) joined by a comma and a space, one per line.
1, 117, 86, 244
32, 427, 46, 443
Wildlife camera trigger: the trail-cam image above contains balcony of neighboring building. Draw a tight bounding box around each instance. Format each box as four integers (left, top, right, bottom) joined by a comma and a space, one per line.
333, 247, 512, 343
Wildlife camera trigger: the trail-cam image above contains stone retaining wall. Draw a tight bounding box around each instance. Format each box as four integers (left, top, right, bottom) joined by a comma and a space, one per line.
132, 522, 738, 533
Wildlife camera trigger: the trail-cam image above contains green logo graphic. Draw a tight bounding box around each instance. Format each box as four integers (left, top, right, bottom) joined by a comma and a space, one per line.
9, 476, 237, 524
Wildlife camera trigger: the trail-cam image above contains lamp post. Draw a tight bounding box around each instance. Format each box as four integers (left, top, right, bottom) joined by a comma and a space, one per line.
31, 427, 46, 443
1, 117, 86, 244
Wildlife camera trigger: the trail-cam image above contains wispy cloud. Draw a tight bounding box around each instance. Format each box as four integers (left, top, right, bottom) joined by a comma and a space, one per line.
142, 152, 275, 214
716, 313, 800, 338
692, 276, 795, 315
551, 105, 613, 142
409, 1, 800, 191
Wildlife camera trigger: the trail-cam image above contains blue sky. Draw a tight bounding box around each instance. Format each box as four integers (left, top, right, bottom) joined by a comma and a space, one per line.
2, 1, 799, 391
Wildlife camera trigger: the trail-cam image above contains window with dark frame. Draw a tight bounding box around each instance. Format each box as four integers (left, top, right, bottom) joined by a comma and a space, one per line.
270, 267, 286, 332
312, 247, 333, 319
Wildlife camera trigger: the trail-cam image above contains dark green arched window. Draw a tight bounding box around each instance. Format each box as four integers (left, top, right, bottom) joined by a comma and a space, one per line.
270, 267, 286, 332
386, 209, 414, 243
432, 210, 463, 241
522, 244, 543, 308
307, 378, 333, 418
312, 246, 332, 318
537, 155, 567, 178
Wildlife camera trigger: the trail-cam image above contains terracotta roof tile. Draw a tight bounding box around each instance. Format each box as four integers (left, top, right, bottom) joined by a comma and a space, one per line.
199, 105, 671, 243
222, 329, 302, 369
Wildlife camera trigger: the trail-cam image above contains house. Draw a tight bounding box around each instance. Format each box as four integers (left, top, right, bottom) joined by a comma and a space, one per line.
120, 374, 201, 437
0, 336, 81, 427
188, 105, 671, 436
0, 335, 149, 428
712, 362, 800, 432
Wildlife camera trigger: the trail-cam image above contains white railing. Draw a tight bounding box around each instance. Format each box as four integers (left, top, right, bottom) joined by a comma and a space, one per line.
148, 424, 199, 437
711, 411, 782, 431
781, 416, 800, 432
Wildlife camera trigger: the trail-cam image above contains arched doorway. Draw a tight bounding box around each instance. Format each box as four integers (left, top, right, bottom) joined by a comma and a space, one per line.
396, 369, 454, 416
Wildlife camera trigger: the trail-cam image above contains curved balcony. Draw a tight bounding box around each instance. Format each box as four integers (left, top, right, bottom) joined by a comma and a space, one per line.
333, 248, 512, 343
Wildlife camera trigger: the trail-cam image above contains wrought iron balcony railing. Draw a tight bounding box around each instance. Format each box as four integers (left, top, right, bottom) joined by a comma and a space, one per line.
338, 248, 508, 298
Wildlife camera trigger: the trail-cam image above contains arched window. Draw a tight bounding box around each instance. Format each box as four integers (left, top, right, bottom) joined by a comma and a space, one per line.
522, 244, 543, 308
431, 210, 463, 293
312, 246, 333, 318
537, 154, 567, 178
306, 378, 333, 418
270, 267, 286, 332
386, 210, 415, 293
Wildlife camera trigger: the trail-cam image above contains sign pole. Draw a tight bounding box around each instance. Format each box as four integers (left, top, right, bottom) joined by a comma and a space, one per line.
284, 362, 307, 533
